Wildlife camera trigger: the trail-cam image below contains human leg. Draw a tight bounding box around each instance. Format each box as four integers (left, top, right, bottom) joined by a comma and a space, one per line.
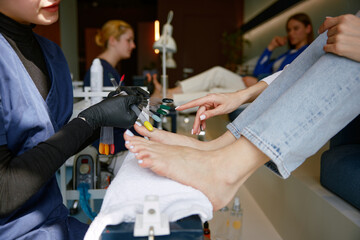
171, 66, 246, 108
151, 66, 245, 105
125, 133, 268, 210
179, 66, 245, 94
150, 73, 182, 100
241, 50, 360, 178
228, 32, 328, 138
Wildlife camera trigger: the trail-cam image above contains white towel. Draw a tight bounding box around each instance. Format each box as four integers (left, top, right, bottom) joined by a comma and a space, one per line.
84, 151, 213, 240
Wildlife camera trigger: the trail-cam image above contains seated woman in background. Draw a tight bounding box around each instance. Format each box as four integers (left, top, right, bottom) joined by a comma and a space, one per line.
243, 12, 314, 86
83, 20, 135, 87
151, 13, 314, 108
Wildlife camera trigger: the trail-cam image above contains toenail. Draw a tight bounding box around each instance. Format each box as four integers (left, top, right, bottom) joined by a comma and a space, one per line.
125, 129, 134, 136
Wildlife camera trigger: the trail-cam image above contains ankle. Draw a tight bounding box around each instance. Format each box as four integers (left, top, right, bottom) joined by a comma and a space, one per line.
171, 86, 183, 94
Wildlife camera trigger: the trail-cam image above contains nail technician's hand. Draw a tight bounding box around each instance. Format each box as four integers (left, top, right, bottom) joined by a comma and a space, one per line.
108, 86, 150, 106
318, 14, 360, 62
109, 86, 150, 98
78, 94, 140, 130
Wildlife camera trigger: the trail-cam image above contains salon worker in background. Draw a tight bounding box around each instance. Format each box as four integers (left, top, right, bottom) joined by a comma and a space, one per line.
0, 0, 147, 239
83, 19, 136, 88
83, 20, 144, 159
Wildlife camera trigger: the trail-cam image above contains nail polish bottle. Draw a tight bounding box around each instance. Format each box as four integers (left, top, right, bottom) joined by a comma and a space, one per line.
227, 196, 243, 240
203, 221, 211, 239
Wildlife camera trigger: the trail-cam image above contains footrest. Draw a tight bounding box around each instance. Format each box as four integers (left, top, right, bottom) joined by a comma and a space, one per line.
101, 215, 204, 240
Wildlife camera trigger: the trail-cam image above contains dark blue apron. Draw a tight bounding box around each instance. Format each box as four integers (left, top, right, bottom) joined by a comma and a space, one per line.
0, 33, 88, 239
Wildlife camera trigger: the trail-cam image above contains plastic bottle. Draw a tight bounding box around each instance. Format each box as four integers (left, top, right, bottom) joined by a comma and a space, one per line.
227, 196, 243, 240
90, 58, 103, 105
212, 206, 229, 240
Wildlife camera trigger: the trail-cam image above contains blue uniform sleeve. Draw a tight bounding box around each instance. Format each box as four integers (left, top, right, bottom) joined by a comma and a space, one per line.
0, 97, 7, 146
253, 48, 275, 78
83, 69, 90, 87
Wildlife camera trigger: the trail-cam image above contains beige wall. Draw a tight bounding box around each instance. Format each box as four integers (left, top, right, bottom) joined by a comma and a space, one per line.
59, 0, 79, 80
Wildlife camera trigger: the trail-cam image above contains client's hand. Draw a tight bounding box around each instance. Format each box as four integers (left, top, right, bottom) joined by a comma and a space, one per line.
176, 80, 270, 134
318, 14, 360, 62
78, 94, 141, 130
176, 92, 245, 135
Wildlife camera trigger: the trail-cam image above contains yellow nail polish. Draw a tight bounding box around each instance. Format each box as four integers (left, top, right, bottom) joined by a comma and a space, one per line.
144, 121, 154, 131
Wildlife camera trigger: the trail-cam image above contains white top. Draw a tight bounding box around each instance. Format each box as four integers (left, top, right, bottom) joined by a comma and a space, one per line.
260, 65, 287, 85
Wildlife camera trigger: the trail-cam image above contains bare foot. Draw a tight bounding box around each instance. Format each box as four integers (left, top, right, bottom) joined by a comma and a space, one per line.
124, 135, 268, 210
146, 73, 152, 82
150, 74, 184, 100
150, 74, 163, 100
168, 85, 183, 95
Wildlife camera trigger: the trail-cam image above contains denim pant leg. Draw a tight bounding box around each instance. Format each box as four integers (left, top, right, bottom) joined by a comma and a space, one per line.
241, 52, 360, 178
227, 32, 328, 138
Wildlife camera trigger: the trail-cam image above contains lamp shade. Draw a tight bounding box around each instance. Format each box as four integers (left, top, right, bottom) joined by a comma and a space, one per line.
153, 11, 177, 52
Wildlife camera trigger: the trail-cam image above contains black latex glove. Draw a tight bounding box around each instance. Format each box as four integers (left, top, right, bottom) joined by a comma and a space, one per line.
78, 94, 140, 130
108, 86, 149, 107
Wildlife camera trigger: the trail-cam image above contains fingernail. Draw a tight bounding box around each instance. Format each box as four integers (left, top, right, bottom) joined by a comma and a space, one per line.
135, 121, 142, 126
200, 115, 206, 120
135, 153, 138, 156
175, 106, 179, 110
325, 16, 332, 18
138, 160, 143, 164
130, 145, 134, 149
125, 129, 134, 136
125, 141, 130, 144
191, 129, 194, 135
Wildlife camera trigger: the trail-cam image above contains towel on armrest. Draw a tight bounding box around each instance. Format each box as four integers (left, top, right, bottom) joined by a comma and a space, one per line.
84, 151, 213, 240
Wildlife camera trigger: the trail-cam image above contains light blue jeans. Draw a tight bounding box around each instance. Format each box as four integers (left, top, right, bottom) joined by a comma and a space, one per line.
227, 32, 360, 178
